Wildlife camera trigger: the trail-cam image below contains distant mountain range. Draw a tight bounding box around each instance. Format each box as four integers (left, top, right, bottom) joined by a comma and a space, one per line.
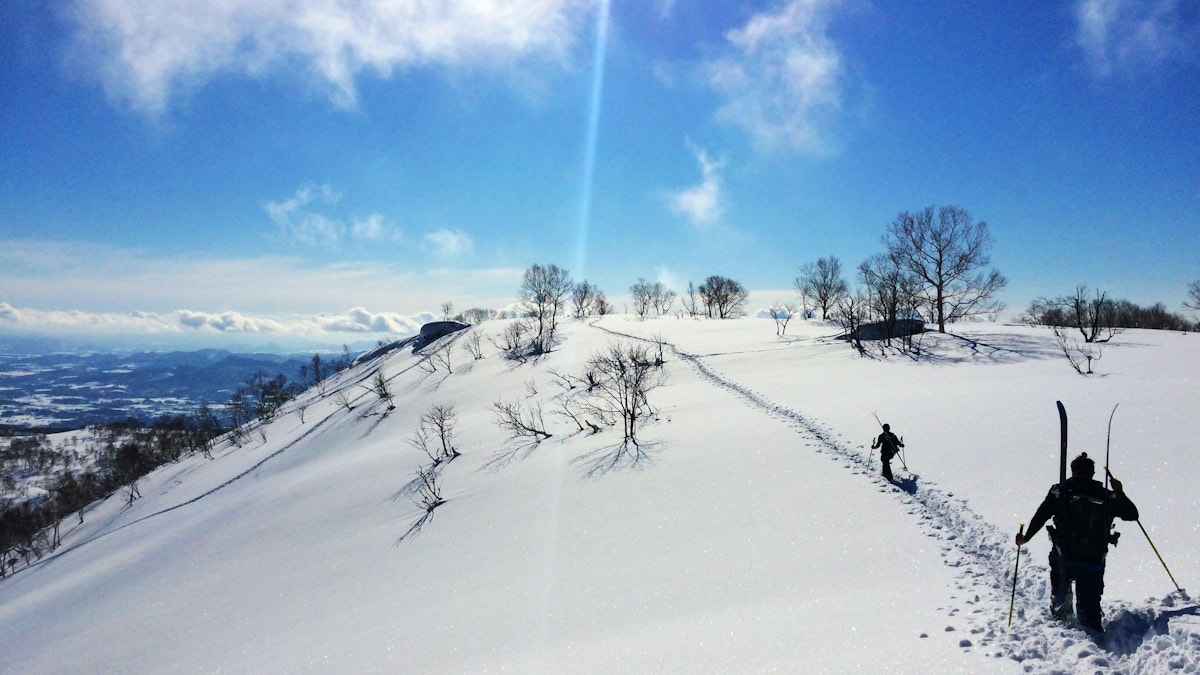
0, 349, 316, 430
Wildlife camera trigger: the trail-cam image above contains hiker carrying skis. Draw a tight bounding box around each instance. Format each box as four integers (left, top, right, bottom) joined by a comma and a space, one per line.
1015, 452, 1138, 633
871, 423, 904, 482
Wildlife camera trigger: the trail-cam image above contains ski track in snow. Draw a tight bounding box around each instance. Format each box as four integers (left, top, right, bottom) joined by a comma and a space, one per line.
597, 323, 1199, 674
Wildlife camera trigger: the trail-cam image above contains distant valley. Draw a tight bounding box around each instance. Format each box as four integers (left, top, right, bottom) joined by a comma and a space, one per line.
0, 349, 316, 430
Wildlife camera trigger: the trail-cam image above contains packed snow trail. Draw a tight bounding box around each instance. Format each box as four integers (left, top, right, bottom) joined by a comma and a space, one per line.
595, 322, 1199, 674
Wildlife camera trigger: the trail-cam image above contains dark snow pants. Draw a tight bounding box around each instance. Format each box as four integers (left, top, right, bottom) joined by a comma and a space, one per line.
1049, 548, 1105, 629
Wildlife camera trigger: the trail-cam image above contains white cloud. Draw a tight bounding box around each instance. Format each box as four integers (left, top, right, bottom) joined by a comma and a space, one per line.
351, 214, 391, 242
423, 228, 475, 256
669, 141, 724, 226
266, 183, 345, 245
1073, 0, 1198, 78
703, 0, 844, 154
318, 307, 420, 334
67, 0, 593, 115
1, 302, 422, 344
267, 184, 395, 246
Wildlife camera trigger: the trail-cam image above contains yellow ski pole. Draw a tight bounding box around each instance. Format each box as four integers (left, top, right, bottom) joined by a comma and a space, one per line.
1008, 524, 1024, 627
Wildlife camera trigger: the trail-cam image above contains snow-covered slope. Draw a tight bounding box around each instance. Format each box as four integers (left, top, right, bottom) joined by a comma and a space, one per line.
1, 317, 1196, 673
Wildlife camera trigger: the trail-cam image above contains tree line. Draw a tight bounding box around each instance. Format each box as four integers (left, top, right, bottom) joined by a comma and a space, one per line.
1025, 284, 1198, 340
787, 204, 1198, 353
788, 204, 1007, 353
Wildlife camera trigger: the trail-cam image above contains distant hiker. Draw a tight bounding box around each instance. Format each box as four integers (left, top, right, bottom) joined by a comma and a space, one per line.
1015, 452, 1139, 633
871, 423, 904, 482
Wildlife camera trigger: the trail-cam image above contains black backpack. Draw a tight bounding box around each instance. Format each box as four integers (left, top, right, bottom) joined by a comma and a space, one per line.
1056, 488, 1113, 560
879, 432, 899, 459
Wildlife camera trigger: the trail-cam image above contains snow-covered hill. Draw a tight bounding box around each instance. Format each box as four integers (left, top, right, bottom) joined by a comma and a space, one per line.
1, 317, 1196, 673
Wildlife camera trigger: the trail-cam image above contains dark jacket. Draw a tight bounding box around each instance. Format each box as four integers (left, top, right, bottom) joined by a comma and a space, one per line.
873, 431, 903, 460
1024, 476, 1139, 563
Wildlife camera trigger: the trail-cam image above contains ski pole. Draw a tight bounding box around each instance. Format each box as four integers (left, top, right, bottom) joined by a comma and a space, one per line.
1106, 467, 1183, 593
1134, 520, 1183, 593
1009, 524, 1024, 627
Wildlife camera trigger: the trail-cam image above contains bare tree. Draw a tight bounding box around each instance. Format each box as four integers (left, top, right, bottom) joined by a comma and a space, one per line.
651, 282, 676, 316
429, 340, 455, 373
1066, 285, 1119, 343
224, 390, 250, 447
460, 307, 497, 324
440, 301, 454, 321
698, 275, 748, 319
796, 256, 848, 320
554, 394, 602, 434
884, 205, 1007, 332
572, 280, 601, 317
594, 291, 613, 316
833, 291, 870, 355
1185, 280, 1200, 312
519, 263, 573, 353
630, 278, 654, 318
462, 327, 485, 360
858, 252, 921, 347
769, 302, 800, 336
582, 340, 667, 444
491, 321, 530, 360
1031, 285, 1120, 343
682, 281, 702, 318
299, 353, 329, 394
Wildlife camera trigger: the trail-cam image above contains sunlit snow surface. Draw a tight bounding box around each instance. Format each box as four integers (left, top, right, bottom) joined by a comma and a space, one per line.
1, 317, 1196, 673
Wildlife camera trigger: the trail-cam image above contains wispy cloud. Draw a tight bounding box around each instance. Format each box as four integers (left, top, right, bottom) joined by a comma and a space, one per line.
266, 184, 345, 246
66, 0, 593, 115
703, 0, 844, 154
266, 183, 396, 246
423, 228, 475, 256
668, 141, 724, 226
1073, 0, 1198, 79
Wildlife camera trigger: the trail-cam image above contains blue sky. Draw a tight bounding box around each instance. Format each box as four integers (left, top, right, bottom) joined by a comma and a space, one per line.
2, 0, 1198, 351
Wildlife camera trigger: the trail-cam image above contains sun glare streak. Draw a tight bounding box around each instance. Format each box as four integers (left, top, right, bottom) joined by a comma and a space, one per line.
532, 0, 611, 656
573, 0, 611, 283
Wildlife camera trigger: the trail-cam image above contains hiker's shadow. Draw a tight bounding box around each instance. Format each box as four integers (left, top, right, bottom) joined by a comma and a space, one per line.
1103, 601, 1199, 656
893, 474, 919, 494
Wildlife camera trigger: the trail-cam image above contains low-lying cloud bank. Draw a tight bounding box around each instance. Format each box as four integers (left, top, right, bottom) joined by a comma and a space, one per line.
0, 303, 429, 352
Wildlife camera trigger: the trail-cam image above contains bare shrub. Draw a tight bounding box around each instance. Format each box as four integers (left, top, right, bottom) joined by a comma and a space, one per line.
409, 403, 461, 464
1054, 326, 1103, 375
580, 340, 666, 444
492, 399, 552, 442
462, 328, 485, 360
415, 465, 444, 513
373, 370, 395, 410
